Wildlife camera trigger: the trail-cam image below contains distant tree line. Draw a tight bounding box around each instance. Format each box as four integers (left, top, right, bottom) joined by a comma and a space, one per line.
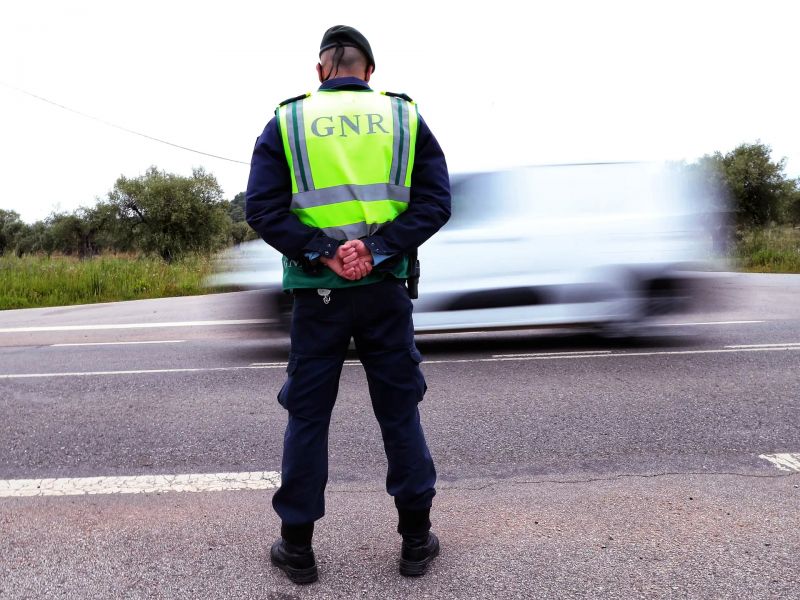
1, 143, 798, 262
686, 141, 800, 228
0, 167, 257, 261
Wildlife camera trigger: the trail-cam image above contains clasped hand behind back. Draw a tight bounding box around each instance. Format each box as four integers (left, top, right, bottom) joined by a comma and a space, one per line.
320, 239, 374, 281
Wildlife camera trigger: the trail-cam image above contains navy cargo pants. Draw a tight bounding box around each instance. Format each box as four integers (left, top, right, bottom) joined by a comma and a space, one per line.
272, 277, 437, 526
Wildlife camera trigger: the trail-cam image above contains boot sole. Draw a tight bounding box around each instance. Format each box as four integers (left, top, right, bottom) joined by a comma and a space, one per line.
399, 541, 440, 577
270, 555, 318, 584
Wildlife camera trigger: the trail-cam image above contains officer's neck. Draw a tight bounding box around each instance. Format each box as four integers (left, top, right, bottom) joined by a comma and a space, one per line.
319, 70, 371, 84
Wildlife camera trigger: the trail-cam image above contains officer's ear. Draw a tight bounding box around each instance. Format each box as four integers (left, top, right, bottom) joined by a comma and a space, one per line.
363, 65, 374, 83
316, 63, 324, 83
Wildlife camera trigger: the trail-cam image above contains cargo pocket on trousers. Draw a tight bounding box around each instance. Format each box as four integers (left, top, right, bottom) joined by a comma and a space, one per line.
276, 355, 299, 410
410, 346, 428, 402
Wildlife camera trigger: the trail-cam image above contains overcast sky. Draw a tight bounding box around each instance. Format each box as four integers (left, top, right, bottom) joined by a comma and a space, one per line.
1, 0, 798, 223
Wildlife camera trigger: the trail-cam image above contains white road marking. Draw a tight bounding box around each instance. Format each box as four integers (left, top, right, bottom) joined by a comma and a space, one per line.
0, 319, 761, 335
0, 319, 270, 334
4, 345, 800, 380
251, 360, 369, 367
726, 342, 800, 349
0, 365, 284, 379
425, 346, 800, 364
656, 320, 765, 326
492, 350, 612, 358
0, 471, 281, 498
759, 453, 800, 473
51, 340, 186, 347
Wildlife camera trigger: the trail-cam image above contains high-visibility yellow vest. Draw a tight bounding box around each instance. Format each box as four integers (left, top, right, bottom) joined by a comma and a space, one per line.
276, 89, 418, 289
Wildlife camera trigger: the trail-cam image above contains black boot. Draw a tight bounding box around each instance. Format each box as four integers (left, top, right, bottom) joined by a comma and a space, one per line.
270, 522, 317, 584
400, 531, 440, 577
270, 539, 318, 584
397, 508, 439, 577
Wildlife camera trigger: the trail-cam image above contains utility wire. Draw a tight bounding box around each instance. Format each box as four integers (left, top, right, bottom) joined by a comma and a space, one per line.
0, 80, 250, 165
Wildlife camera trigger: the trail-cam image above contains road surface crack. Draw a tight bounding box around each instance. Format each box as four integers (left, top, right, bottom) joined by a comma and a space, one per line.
329, 470, 798, 495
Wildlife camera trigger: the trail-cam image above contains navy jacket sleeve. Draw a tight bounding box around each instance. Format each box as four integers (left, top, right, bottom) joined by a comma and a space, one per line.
362, 116, 451, 261
244, 117, 339, 261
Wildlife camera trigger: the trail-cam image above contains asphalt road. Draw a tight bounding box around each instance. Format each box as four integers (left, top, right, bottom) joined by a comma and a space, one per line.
1, 273, 798, 599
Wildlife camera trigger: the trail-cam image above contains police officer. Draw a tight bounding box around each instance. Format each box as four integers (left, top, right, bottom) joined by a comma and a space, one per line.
245, 25, 451, 584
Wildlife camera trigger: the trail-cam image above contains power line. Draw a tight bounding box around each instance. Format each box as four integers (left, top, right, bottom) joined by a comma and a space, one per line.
0, 80, 250, 165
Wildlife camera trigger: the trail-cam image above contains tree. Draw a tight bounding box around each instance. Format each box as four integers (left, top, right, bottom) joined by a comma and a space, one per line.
227, 192, 259, 245
76, 202, 132, 256
108, 166, 231, 261
7, 203, 126, 258
228, 191, 247, 223
684, 155, 732, 214
0, 209, 28, 255
230, 220, 260, 245
788, 184, 800, 228
13, 221, 53, 256
47, 212, 85, 256
697, 142, 797, 228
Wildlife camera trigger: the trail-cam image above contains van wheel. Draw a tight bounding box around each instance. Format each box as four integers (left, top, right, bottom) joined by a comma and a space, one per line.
596, 319, 649, 340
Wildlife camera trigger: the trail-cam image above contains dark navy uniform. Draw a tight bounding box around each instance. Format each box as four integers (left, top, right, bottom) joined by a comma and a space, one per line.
246, 77, 451, 533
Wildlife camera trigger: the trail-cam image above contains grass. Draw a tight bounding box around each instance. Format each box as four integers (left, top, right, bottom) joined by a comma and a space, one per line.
0, 254, 215, 310
734, 227, 800, 273
2, 228, 799, 311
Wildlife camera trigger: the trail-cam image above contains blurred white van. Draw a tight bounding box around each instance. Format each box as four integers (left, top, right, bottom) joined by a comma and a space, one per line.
206, 162, 723, 335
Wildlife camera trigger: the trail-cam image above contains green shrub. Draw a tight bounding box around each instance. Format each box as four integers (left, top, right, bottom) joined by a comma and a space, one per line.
734, 227, 800, 273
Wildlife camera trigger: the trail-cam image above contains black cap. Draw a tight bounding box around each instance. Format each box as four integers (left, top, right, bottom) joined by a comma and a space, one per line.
319, 25, 375, 71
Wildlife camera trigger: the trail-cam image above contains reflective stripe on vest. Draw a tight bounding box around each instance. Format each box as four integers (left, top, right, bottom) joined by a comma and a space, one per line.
277, 90, 418, 240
